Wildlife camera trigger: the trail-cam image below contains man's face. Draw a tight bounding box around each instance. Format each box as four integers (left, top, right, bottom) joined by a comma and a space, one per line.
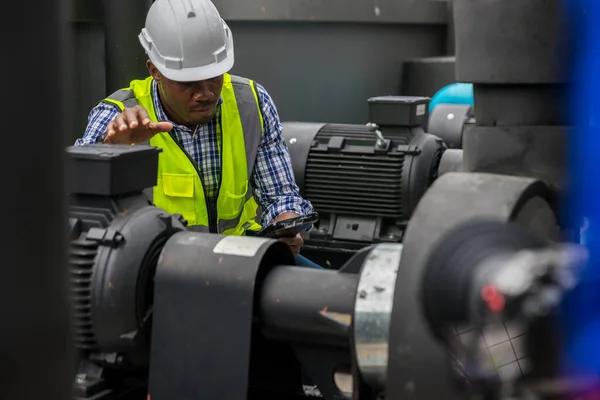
147, 61, 224, 126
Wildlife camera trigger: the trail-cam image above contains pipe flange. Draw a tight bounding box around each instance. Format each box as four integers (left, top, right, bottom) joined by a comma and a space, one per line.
353, 243, 402, 390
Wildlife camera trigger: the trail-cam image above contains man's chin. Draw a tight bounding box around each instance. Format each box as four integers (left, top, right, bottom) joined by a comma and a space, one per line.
188, 109, 216, 125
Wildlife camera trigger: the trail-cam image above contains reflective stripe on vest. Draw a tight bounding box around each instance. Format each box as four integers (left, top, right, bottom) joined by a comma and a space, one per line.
102, 74, 263, 234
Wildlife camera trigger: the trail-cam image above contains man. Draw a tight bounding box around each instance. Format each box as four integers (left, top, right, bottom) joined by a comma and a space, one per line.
75, 0, 321, 268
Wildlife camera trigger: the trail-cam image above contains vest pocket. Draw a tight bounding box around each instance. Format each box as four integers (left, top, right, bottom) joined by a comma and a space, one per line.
219, 180, 249, 219
161, 173, 196, 224
162, 173, 194, 198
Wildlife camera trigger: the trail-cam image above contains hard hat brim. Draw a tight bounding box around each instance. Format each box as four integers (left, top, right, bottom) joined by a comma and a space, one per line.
150, 33, 235, 83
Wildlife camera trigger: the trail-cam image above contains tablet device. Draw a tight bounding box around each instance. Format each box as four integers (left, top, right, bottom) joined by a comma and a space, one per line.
257, 213, 319, 238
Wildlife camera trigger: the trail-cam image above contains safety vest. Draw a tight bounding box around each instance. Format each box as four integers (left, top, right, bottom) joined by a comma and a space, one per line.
102, 74, 263, 235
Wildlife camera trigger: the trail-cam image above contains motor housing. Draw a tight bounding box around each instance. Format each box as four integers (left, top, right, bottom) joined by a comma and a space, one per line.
66, 145, 186, 399
282, 96, 444, 268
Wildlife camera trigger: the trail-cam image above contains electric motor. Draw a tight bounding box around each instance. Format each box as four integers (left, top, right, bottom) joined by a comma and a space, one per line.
282, 96, 445, 268
68, 205, 185, 362
66, 145, 187, 399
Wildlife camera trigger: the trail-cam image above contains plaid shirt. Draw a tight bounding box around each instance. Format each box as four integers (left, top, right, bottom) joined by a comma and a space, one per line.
75, 79, 313, 226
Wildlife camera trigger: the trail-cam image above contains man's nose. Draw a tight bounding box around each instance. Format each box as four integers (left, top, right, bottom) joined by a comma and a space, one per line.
191, 81, 213, 100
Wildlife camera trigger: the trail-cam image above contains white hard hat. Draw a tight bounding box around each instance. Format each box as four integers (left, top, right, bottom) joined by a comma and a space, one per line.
138, 0, 234, 82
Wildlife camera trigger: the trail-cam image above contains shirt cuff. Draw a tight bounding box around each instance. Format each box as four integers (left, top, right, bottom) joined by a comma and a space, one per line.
261, 197, 314, 227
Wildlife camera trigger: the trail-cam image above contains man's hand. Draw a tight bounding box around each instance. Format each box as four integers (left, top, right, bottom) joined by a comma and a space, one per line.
273, 212, 304, 256
104, 105, 173, 144
279, 233, 304, 256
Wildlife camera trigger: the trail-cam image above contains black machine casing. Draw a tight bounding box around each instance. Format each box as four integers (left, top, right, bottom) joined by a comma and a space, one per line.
282, 96, 445, 269
64, 144, 410, 400
427, 103, 474, 149
66, 145, 188, 400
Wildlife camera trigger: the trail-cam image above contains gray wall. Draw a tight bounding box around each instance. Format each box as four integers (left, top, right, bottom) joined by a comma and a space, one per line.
68, 0, 450, 142
228, 22, 447, 123
217, 0, 449, 123
71, 22, 106, 144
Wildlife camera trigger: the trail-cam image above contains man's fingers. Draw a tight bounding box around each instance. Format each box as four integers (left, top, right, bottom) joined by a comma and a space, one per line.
104, 106, 171, 144
279, 237, 300, 255
134, 106, 152, 126
114, 114, 129, 132
278, 234, 303, 256
131, 121, 172, 143
148, 121, 173, 132
105, 115, 133, 144
123, 108, 142, 129
289, 245, 301, 256
106, 120, 118, 137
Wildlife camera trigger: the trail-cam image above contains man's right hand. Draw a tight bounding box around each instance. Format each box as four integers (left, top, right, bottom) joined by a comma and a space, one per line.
104, 105, 173, 144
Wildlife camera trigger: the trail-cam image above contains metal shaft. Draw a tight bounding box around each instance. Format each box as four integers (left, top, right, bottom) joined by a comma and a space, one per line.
260, 266, 358, 347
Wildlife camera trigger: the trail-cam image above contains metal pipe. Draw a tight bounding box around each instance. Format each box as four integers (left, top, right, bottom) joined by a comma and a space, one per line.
1, 0, 73, 398
259, 266, 358, 347
103, 0, 152, 94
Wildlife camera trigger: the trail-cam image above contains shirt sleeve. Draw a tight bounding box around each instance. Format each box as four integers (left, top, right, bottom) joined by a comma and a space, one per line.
74, 103, 120, 145
250, 83, 314, 226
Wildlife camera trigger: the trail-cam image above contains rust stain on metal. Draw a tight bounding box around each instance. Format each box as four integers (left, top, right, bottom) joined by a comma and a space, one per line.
320, 310, 352, 327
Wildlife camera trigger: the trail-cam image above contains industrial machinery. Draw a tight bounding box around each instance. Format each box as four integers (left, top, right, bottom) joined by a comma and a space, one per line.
18, 0, 597, 399
425, 102, 471, 177
427, 81, 474, 150
420, 219, 591, 398
427, 103, 473, 150
280, 81, 477, 270
66, 145, 186, 399
67, 143, 408, 400
65, 142, 591, 400
66, 140, 593, 400
384, 0, 577, 398
282, 96, 446, 268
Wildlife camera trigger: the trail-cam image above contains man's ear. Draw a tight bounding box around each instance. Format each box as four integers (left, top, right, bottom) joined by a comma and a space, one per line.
146, 60, 160, 81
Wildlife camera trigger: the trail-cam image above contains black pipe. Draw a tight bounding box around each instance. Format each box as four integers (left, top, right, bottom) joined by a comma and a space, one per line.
2, 0, 73, 399
259, 266, 358, 347
103, 0, 152, 94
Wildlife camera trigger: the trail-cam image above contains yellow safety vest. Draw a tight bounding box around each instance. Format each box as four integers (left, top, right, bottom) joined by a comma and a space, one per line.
102, 74, 263, 235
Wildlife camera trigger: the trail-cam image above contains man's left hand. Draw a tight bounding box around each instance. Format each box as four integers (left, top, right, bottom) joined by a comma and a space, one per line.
278, 233, 303, 256
272, 212, 304, 256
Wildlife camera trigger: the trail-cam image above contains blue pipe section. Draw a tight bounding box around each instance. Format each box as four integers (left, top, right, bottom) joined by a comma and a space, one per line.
428, 82, 474, 112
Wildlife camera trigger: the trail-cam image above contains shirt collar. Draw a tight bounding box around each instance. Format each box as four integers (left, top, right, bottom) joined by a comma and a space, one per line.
150, 79, 223, 126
